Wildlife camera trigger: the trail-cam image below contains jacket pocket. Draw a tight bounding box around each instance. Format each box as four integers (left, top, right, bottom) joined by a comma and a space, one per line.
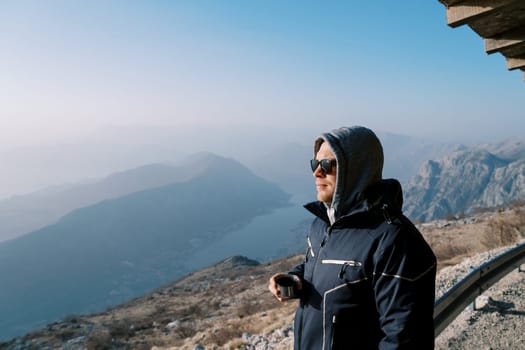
321, 259, 364, 281
321, 259, 361, 267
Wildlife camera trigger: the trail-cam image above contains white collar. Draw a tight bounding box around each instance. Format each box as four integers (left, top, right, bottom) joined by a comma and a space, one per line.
324, 203, 336, 225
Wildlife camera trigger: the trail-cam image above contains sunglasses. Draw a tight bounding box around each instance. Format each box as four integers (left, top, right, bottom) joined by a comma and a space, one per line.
310, 159, 336, 175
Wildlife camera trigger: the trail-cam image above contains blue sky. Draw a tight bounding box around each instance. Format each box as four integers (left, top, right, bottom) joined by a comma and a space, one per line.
1, 0, 523, 149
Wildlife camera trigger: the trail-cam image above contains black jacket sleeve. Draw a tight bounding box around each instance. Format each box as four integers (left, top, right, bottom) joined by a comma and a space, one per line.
372, 220, 437, 350
289, 262, 305, 279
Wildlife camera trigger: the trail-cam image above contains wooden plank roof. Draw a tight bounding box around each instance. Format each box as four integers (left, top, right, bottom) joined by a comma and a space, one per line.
439, 0, 525, 81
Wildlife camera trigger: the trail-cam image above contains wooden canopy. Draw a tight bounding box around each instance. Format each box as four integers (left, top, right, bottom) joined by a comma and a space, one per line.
439, 0, 525, 81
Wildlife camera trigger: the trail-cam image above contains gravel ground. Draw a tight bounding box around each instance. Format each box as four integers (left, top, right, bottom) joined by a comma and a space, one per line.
240, 242, 525, 350
435, 243, 525, 350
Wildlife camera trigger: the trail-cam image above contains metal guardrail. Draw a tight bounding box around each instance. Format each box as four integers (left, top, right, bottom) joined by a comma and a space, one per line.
434, 241, 525, 337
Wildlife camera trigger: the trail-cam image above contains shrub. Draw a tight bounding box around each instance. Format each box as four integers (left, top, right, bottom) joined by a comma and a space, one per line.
173, 321, 197, 339
206, 326, 242, 346
86, 328, 112, 350
483, 217, 520, 248
108, 319, 135, 339
63, 314, 80, 323
236, 302, 261, 319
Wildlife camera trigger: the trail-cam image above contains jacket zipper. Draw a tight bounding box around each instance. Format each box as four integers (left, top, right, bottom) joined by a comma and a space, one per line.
312, 226, 332, 279
307, 225, 332, 282
321, 226, 332, 248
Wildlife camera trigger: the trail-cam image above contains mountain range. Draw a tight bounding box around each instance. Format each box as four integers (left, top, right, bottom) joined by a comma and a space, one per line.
404, 137, 525, 221
0, 162, 199, 242
0, 153, 291, 340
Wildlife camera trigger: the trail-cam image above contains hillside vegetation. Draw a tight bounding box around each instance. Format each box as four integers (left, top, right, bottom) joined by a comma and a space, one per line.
2, 204, 524, 350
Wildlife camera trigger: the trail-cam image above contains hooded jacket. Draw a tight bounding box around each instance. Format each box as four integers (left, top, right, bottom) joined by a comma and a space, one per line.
290, 126, 436, 350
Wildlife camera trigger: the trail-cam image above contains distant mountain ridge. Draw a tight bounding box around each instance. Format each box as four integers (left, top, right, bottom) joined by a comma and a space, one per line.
479, 137, 525, 161
0, 154, 239, 242
404, 138, 525, 221
0, 153, 291, 341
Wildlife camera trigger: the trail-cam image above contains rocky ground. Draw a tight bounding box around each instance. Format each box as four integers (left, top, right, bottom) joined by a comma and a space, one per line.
434, 244, 525, 350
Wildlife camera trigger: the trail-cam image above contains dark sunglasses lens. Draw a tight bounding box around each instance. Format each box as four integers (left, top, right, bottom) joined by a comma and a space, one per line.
320, 159, 332, 174
310, 159, 335, 174
310, 159, 319, 172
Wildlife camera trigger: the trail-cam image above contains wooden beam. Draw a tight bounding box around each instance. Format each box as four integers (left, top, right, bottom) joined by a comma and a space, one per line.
500, 43, 525, 58
485, 27, 525, 54
446, 0, 516, 28
439, 0, 464, 6
506, 57, 525, 70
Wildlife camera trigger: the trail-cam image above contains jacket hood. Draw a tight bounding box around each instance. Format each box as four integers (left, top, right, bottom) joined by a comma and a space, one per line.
313, 126, 384, 220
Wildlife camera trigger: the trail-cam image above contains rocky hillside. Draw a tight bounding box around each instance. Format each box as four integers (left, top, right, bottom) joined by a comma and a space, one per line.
1, 204, 524, 350
404, 138, 525, 222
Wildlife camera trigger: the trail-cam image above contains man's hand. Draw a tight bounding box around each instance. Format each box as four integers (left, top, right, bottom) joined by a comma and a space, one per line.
268, 273, 302, 302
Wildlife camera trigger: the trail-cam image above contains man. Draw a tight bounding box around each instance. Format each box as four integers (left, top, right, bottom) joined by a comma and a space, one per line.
269, 126, 436, 349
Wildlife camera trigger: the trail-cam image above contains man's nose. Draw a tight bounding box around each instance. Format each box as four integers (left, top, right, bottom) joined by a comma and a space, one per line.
313, 165, 325, 177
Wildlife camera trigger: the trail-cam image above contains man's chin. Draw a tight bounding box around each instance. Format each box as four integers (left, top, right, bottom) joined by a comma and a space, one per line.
317, 194, 332, 205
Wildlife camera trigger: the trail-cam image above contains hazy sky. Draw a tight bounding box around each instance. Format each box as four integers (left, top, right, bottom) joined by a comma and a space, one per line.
1, 0, 524, 150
